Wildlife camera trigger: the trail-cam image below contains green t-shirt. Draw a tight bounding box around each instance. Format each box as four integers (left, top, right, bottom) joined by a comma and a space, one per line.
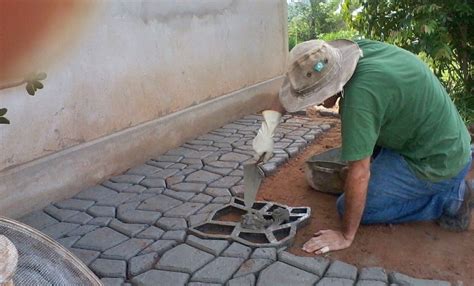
340, 39, 471, 182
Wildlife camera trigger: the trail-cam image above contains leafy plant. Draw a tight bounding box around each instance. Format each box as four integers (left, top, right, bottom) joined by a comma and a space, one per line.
288, 0, 354, 50
0, 108, 9, 124
24, 72, 47, 96
342, 0, 473, 123
0, 71, 47, 124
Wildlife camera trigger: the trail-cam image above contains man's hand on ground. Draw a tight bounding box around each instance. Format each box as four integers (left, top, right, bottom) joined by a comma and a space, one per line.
302, 229, 353, 255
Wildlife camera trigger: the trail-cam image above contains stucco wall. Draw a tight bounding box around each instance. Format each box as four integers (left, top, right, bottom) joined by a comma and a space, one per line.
0, 0, 288, 217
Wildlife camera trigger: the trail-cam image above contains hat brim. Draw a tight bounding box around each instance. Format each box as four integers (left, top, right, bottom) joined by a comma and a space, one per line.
279, 39, 361, 113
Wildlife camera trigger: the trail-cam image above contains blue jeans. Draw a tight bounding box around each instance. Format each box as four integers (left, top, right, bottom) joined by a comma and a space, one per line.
336, 148, 472, 224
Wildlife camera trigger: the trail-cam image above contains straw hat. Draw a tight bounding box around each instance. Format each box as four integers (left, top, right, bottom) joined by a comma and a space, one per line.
279, 39, 362, 112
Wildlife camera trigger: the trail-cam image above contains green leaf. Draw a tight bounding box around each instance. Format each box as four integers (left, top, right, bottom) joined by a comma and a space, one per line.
37, 72, 47, 80
33, 81, 43, 89
0, 117, 10, 124
26, 83, 35, 95
0, 108, 6, 116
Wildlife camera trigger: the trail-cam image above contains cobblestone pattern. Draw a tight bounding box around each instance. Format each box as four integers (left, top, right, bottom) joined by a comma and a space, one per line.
19, 114, 451, 285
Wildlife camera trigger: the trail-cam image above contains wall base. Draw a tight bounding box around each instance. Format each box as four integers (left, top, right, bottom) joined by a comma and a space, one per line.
0, 76, 284, 218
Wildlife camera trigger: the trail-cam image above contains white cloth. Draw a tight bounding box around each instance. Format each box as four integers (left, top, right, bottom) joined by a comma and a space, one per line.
252, 110, 282, 162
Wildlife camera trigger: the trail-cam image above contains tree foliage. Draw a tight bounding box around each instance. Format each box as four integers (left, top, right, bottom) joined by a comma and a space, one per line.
342, 0, 473, 123
288, 0, 356, 50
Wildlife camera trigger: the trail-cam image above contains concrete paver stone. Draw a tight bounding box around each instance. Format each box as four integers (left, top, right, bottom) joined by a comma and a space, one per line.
156, 217, 188, 230
355, 280, 388, 286
143, 187, 165, 194
100, 278, 124, 286
278, 251, 329, 277
388, 272, 451, 286
41, 222, 79, 239
203, 166, 234, 176
157, 244, 214, 273
257, 261, 319, 286
186, 170, 222, 184
55, 198, 95, 211
126, 193, 156, 203
205, 160, 239, 169
66, 224, 98, 237
197, 203, 224, 214
359, 267, 388, 282
212, 196, 232, 204
190, 193, 214, 203
171, 182, 207, 193
140, 240, 177, 256
117, 208, 161, 225
95, 192, 136, 207
136, 226, 165, 240
109, 219, 147, 237
126, 164, 162, 176
44, 205, 79, 221
325, 260, 358, 280
188, 283, 222, 286
151, 154, 184, 163
163, 189, 195, 201
188, 213, 211, 226
164, 202, 205, 218
233, 258, 273, 278
219, 152, 251, 162
186, 235, 229, 256
316, 277, 354, 286
132, 269, 189, 286
102, 181, 133, 192
205, 188, 232, 197
63, 212, 93, 224
128, 252, 159, 277
56, 236, 81, 248
140, 178, 166, 188
89, 258, 126, 278
123, 185, 148, 193
138, 195, 183, 212
148, 168, 180, 179
88, 217, 112, 226
161, 230, 187, 242
70, 248, 100, 266
110, 174, 145, 184
87, 205, 116, 217
166, 175, 186, 186
74, 227, 129, 251
19, 211, 58, 230
74, 185, 118, 202
251, 248, 277, 261
209, 176, 241, 188
101, 238, 153, 260
191, 256, 245, 284
227, 274, 256, 286
221, 242, 252, 259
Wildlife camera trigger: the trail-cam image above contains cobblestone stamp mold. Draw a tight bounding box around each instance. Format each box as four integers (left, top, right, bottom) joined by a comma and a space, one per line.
188, 197, 310, 247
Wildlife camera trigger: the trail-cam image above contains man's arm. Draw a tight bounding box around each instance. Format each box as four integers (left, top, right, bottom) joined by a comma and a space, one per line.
341, 156, 371, 241
302, 156, 370, 254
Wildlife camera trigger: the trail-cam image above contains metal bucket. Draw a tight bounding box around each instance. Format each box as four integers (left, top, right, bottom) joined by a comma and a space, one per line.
305, 147, 347, 195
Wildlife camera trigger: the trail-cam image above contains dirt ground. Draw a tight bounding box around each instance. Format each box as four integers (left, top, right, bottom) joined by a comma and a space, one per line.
257, 114, 474, 284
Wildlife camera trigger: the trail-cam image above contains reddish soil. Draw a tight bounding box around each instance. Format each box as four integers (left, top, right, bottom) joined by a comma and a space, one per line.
257, 114, 474, 284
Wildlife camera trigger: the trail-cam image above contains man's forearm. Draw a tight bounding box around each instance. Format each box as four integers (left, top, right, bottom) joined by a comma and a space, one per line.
341, 159, 370, 241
